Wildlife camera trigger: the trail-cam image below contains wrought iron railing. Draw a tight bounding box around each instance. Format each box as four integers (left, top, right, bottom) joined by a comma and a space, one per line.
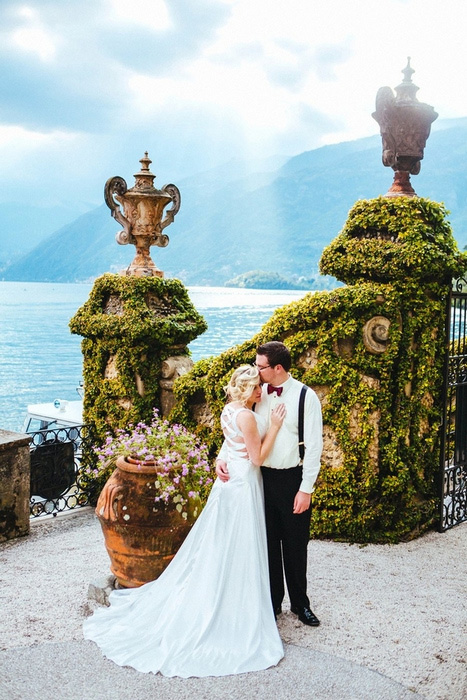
29, 424, 94, 518
439, 276, 467, 530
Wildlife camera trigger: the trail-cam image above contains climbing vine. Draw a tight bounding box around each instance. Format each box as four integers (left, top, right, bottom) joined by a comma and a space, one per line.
171, 197, 467, 543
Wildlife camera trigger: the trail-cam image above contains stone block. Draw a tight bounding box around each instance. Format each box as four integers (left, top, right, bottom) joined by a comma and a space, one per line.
0, 429, 31, 542
88, 574, 117, 607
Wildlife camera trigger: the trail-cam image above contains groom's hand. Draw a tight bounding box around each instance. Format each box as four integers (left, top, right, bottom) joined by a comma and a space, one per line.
293, 490, 311, 514
216, 459, 230, 482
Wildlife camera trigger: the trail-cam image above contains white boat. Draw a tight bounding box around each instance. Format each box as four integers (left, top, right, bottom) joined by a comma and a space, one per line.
22, 398, 83, 434
22, 382, 84, 433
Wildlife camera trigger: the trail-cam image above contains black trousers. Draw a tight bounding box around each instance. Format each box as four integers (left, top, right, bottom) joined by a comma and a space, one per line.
261, 465, 311, 611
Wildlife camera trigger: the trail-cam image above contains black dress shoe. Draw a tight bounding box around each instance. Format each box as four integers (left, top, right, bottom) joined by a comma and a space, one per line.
291, 605, 320, 626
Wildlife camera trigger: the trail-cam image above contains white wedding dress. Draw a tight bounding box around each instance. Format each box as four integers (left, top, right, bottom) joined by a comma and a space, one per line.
83, 405, 284, 677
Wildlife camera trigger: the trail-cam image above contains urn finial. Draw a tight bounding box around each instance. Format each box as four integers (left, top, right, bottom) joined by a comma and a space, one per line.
397, 57, 416, 92
139, 151, 152, 171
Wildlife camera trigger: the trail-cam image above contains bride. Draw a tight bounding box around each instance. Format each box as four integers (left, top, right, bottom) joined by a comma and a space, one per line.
83, 364, 286, 677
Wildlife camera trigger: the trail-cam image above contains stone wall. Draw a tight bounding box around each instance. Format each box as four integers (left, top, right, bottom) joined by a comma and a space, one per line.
0, 430, 30, 542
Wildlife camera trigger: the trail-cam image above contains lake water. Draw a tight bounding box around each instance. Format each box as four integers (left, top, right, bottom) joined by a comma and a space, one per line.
0, 281, 309, 432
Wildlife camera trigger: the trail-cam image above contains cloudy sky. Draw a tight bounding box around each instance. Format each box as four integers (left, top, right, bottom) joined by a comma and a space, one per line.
1, 0, 466, 211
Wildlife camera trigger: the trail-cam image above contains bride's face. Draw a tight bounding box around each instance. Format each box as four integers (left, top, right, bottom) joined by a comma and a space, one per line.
246, 382, 262, 407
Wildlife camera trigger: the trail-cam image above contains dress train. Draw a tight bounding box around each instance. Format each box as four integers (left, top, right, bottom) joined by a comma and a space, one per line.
83, 407, 283, 677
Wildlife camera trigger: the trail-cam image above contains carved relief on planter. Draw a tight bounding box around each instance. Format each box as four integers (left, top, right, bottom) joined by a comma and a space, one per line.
362, 316, 391, 354
159, 355, 194, 417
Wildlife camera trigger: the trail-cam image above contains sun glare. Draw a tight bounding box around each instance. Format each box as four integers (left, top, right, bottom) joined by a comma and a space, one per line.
11, 6, 57, 62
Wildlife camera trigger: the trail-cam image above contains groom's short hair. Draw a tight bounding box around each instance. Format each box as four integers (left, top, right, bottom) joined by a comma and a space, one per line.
256, 341, 291, 372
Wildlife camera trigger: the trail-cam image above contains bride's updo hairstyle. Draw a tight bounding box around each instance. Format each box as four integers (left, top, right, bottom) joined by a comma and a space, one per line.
225, 365, 260, 406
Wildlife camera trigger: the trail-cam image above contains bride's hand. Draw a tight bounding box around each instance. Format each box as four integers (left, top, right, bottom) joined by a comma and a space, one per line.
270, 403, 286, 427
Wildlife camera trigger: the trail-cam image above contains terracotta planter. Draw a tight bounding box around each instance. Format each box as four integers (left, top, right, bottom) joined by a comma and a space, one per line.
126, 455, 156, 466
95, 455, 192, 587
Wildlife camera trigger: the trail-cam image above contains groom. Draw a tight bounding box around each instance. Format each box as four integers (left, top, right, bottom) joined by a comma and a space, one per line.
217, 341, 323, 626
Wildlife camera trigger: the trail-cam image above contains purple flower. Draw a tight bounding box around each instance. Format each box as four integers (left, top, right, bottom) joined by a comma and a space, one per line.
92, 410, 212, 509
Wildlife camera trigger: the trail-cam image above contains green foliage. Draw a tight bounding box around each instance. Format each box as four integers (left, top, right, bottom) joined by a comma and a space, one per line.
172, 197, 467, 543
320, 197, 467, 284
69, 273, 207, 451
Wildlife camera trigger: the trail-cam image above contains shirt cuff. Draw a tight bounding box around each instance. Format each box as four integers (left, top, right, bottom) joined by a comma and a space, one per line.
299, 478, 315, 494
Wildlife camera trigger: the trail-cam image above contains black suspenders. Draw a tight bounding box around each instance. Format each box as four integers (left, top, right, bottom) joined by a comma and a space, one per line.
298, 385, 308, 463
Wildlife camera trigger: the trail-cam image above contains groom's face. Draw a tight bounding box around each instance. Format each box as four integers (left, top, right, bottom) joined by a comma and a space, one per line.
255, 354, 275, 385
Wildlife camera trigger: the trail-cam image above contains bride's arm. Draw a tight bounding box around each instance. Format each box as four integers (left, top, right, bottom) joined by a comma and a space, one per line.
215, 441, 229, 481
237, 405, 286, 466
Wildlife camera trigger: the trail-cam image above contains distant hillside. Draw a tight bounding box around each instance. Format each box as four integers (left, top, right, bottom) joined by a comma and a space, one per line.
2, 119, 466, 285
0, 200, 94, 267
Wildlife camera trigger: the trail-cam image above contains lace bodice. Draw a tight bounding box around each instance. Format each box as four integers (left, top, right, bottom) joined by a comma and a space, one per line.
220, 403, 267, 462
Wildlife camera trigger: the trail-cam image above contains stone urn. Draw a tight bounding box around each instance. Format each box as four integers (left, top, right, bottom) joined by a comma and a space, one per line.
95, 455, 194, 587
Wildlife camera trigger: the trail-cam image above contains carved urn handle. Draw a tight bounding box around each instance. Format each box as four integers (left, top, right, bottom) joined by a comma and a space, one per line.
104, 176, 133, 245
160, 184, 181, 233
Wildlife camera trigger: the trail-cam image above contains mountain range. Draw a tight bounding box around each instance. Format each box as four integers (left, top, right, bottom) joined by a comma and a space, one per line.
2, 118, 466, 286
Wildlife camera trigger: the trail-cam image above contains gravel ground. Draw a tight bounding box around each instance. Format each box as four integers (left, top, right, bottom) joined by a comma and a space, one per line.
0, 508, 465, 700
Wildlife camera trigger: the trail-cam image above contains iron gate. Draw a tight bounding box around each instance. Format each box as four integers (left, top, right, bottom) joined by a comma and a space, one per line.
439, 275, 467, 530
29, 424, 93, 517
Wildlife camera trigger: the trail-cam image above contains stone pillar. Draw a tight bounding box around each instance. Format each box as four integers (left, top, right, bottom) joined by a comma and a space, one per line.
0, 430, 31, 542
160, 355, 194, 417
69, 274, 207, 448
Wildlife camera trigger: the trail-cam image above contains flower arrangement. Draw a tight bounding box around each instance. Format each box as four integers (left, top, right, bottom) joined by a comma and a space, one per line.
88, 410, 213, 519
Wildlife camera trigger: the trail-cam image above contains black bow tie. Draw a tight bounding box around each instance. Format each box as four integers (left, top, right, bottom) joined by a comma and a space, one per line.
267, 384, 283, 396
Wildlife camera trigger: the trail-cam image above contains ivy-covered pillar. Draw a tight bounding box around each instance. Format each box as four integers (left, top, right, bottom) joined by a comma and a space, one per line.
69, 154, 207, 449
313, 196, 466, 541
70, 274, 206, 445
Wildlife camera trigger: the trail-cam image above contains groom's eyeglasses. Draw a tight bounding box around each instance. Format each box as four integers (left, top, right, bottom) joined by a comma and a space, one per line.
253, 362, 271, 372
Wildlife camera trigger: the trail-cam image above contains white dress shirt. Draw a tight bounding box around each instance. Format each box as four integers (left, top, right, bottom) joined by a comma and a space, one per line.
255, 376, 323, 494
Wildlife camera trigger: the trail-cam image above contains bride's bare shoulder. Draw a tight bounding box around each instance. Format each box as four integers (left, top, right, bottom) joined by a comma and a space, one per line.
235, 407, 255, 428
